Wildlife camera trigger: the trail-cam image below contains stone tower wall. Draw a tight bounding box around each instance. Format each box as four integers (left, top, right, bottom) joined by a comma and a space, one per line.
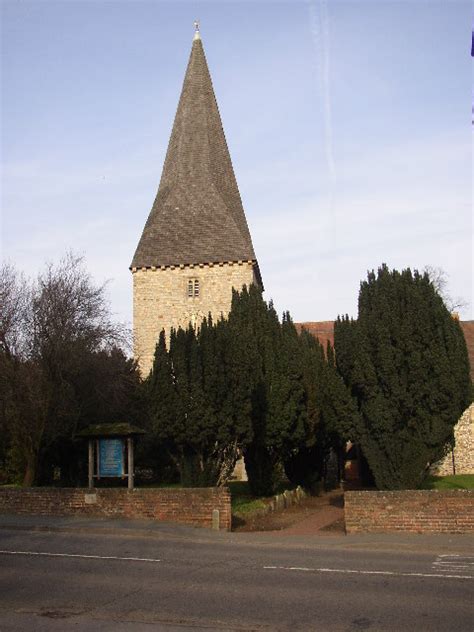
430, 403, 474, 476
133, 261, 258, 376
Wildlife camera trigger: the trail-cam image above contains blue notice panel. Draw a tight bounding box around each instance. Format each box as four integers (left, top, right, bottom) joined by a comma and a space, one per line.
99, 439, 124, 477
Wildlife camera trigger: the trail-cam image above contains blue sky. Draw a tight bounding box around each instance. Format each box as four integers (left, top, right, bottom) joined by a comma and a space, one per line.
1, 0, 472, 329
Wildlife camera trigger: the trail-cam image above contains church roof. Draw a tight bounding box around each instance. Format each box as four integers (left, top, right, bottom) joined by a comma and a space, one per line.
131, 30, 260, 278
295, 321, 335, 350
297, 320, 474, 380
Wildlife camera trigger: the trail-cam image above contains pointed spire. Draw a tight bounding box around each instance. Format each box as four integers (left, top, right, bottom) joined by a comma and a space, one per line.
131, 30, 260, 279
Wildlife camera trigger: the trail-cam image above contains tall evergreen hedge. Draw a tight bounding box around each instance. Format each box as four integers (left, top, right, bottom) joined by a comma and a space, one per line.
146, 284, 359, 493
334, 264, 471, 489
146, 320, 253, 487
227, 287, 307, 495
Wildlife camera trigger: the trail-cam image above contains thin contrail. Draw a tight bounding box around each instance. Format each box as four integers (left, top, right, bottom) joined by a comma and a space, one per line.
309, 0, 336, 194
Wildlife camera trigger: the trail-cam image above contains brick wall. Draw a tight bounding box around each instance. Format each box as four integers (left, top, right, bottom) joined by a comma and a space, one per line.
0, 487, 231, 531
345, 490, 474, 534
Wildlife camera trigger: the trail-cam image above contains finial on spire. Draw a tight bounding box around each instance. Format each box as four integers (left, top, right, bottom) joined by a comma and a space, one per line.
193, 20, 200, 41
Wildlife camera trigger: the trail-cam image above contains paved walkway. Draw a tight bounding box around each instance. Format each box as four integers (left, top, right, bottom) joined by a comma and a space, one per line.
235, 489, 346, 534
278, 503, 344, 535
272, 490, 345, 535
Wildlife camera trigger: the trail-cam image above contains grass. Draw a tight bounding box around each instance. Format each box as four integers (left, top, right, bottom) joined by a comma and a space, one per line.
138, 482, 182, 489
229, 481, 268, 515
420, 474, 474, 491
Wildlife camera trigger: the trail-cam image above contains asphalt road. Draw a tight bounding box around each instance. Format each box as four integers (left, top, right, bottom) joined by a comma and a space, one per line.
0, 519, 473, 631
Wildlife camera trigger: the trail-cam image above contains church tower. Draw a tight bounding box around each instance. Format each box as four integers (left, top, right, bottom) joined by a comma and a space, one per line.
131, 25, 262, 375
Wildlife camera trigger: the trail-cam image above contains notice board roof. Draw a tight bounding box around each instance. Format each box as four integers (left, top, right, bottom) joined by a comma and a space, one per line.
76, 423, 146, 438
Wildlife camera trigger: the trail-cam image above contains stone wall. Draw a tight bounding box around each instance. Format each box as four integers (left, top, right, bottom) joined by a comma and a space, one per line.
0, 487, 231, 531
430, 403, 474, 476
345, 490, 474, 533
132, 261, 258, 376
231, 457, 248, 482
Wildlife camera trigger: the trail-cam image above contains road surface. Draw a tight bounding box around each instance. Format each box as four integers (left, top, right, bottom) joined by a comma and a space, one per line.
0, 517, 473, 631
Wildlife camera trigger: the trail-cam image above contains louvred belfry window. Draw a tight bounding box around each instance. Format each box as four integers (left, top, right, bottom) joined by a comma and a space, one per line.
188, 278, 200, 298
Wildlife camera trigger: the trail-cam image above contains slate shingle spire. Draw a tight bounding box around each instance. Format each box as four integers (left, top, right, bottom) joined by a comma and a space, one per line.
131, 27, 260, 281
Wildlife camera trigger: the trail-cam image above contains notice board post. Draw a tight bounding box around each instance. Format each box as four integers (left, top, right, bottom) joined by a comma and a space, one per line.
127, 437, 134, 490
88, 439, 94, 489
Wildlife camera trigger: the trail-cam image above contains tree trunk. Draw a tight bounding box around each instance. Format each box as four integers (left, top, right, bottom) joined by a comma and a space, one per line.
23, 453, 37, 487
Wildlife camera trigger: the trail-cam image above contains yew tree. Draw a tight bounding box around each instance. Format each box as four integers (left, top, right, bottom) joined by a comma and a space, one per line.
334, 264, 471, 489
227, 288, 308, 496
147, 317, 253, 487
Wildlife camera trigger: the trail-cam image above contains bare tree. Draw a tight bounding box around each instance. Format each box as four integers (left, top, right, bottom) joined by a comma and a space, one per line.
0, 253, 132, 485
423, 265, 469, 314
0, 263, 30, 359
32, 252, 126, 356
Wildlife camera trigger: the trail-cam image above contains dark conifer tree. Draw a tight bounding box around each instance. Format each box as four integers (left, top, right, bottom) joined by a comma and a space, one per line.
283, 329, 324, 490
283, 329, 358, 490
269, 313, 306, 454
139, 330, 177, 482
228, 285, 273, 495
228, 287, 308, 495
334, 264, 471, 489
148, 330, 177, 435
322, 339, 359, 445
147, 316, 255, 487
145, 284, 361, 493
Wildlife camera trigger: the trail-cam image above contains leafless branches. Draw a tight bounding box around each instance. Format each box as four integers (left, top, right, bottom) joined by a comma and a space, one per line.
423, 265, 469, 314
0, 253, 133, 485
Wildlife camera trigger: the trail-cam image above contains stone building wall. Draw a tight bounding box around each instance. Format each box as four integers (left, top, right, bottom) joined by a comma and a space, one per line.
133, 261, 258, 376
430, 403, 474, 476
